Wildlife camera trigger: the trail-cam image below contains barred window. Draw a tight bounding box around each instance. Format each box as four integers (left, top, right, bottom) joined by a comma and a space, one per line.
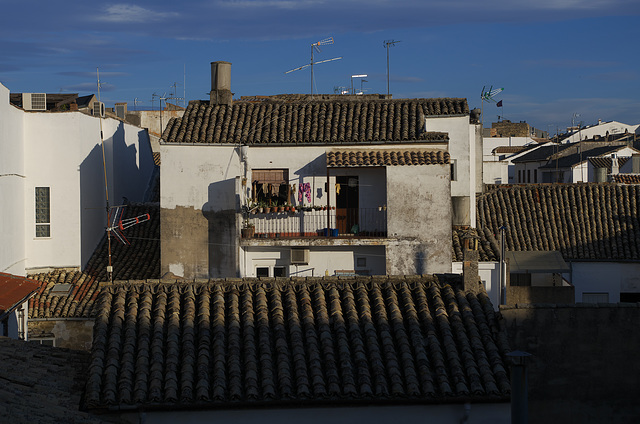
35, 187, 50, 237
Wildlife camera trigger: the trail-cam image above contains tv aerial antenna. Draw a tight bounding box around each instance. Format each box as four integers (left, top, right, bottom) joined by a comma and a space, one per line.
96, 68, 151, 282
480, 85, 504, 129
285, 37, 342, 98
383, 40, 401, 96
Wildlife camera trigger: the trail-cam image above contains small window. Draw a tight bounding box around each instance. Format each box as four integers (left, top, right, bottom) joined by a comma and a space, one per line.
31, 338, 56, 347
450, 159, 457, 181
356, 257, 367, 268
35, 187, 50, 237
518, 170, 521, 183
256, 267, 269, 277
251, 169, 290, 207
274, 266, 287, 277
510, 273, 531, 286
527, 170, 531, 183
534, 169, 537, 183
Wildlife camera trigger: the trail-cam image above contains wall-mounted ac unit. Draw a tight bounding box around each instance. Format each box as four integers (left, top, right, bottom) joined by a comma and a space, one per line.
291, 248, 310, 264
22, 93, 46, 111
92, 101, 105, 118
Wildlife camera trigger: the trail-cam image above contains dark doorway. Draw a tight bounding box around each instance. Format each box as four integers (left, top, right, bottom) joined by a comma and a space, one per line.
620, 292, 640, 302
336, 176, 359, 234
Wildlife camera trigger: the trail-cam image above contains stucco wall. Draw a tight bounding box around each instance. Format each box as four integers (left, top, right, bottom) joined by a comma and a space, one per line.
22, 112, 154, 271
28, 319, 94, 351
386, 164, 451, 274
242, 245, 386, 277
502, 304, 640, 423
571, 262, 640, 302
0, 83, 26, 275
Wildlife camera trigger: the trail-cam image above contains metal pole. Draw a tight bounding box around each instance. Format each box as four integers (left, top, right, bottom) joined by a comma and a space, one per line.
386, 43, 390, 96
500, 225, 506, 305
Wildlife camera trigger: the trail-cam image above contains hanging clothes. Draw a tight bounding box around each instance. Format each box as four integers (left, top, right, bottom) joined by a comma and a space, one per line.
335, 183, 341, 195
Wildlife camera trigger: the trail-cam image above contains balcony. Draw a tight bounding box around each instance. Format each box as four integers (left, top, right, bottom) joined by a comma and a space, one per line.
242, 207, 387, 239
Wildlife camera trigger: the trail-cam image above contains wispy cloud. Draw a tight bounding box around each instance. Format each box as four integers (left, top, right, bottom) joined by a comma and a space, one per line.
97, 4, 178, 23
522, 59, 618, 69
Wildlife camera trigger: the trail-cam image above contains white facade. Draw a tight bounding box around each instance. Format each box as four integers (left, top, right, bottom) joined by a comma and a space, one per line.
425, 115, 482, 226
483, 137, 541, 185
0, 82, 155, 275
161, 142, 452, 279
560, 120, 639, 143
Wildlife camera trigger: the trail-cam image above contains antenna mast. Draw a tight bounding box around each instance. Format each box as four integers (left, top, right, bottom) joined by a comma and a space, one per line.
383, 40, 401, 97
97, 68, 113, 283
285, 37, 342, 98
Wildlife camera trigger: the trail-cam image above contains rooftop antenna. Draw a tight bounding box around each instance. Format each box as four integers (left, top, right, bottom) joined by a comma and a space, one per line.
133, 97, 143, 111
96, 67, 114, 283
480, 85, 504, 129
285, 37, 342, 98
383, 40, 401, 97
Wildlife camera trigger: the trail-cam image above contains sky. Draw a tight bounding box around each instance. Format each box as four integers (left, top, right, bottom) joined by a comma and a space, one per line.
1, 0, 639, 134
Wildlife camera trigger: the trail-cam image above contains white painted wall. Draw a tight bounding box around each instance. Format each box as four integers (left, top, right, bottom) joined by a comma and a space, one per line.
241, 245, 386, 277
23, 112, 154, 270
0, 83, 26, 275
125, 402, 510, 424
561, 121, 639, 143
482, 136, 536, 158
572, 262, 640, 302
425, 116, 478, 226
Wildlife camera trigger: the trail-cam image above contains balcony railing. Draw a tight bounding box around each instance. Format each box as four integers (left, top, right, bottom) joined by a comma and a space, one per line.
243, 207, 387, 239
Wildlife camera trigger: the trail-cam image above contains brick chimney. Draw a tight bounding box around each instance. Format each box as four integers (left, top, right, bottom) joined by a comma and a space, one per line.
210, 61, 232, 106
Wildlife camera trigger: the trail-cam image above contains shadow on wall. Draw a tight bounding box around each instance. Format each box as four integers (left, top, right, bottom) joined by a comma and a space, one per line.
79, 122, 155, 268
202, 180, 239, 278
415, 248, 425, 275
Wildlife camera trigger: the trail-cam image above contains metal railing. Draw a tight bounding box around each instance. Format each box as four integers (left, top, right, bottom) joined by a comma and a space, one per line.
243, 207, 387, 238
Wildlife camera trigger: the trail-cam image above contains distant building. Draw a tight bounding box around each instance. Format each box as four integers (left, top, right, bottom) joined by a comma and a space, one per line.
560, 119, 639, 143
489, 119, 548, 138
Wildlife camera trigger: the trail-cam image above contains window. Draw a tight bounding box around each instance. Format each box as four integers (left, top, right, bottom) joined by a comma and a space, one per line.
31, 338, 56, 347
274, 266, 287, 277
251, 169, 290, 207
356, 257, 367, 268
450, 159, 457, 181
527, 170, 531, 183
256, 267, 269, 277
518, 170, 521, 183
510, 273, 531, 286
35, 187, 50, 237
534, 169, 537, 183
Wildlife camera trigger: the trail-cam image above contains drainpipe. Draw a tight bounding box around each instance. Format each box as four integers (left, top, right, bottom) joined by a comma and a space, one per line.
507, 350, 532, 424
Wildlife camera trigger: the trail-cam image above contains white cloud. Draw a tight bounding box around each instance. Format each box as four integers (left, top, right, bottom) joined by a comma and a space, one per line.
97, 4, 178, 23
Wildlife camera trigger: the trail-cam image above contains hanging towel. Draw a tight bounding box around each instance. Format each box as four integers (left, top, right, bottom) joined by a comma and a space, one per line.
335, 183, 341, 195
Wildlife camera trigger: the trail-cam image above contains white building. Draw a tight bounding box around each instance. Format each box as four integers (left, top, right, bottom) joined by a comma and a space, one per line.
560, 119, 639, 143
0, 83, 156, 276
159, 62, 482, 280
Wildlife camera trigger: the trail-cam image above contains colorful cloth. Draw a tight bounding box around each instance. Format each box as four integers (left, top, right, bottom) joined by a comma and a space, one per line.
298, 182, 311, 203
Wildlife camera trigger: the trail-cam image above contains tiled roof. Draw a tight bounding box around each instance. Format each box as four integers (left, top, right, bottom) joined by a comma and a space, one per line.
588, 156, 630, 170
162, 98, 468, 145
28, 203, 160, 319
452, 228, 499, 262
612, 174, 640, 184
539, 145, 628, 169
492, 146, 527, 154
85, 275, 511, 411
0, 337, 105, 423
474, 184, 640, 261
327, 149, 449, 167
0, 273, 42, 317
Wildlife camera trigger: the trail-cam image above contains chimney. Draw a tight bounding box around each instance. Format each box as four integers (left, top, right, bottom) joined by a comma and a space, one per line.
210, 61, 232, 106
611, 154, 619, 175
462, 233, 480, 293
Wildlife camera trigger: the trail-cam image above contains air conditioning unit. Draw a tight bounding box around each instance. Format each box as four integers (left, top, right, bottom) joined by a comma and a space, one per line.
22, 93, 46, 111
290, 248, 310, 265
92, 101, 105, 118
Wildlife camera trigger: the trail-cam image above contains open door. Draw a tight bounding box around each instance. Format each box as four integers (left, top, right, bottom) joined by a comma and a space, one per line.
336, 176, 359, 234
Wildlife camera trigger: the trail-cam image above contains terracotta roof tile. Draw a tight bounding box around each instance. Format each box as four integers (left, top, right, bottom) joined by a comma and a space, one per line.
588, 156, 629, 170
28, 203, 160, 318
457, 184, 640, 261
327, 149, 449, 167
84, 276, 511, 411
162, 99, 468, 145
612, 174, 640, 184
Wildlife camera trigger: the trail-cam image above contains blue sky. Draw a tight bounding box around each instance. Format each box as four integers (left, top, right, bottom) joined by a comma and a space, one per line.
1, 0, 639, 133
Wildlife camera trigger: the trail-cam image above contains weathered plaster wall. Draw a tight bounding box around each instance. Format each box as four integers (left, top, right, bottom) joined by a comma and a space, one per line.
502, 304, 640, 423
386, 164, 451, 274
29, 319, 94, 351
0, 83, 26, 275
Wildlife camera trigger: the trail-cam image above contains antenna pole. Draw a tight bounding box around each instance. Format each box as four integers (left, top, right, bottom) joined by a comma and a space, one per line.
97, 67, 113, 283
384, 40, 401, 97
310, 44, 314, 97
